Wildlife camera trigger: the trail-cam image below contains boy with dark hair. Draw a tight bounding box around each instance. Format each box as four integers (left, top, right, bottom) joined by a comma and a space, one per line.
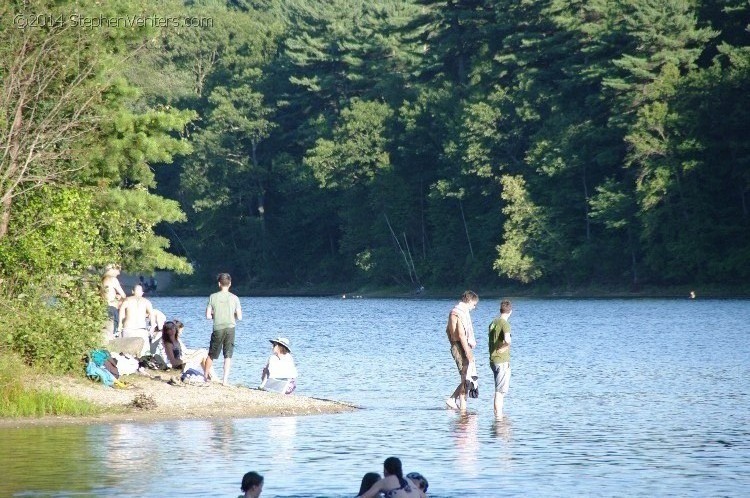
205, 272, 242, 385
240, 471, 263, 498
488, 299, 513, 418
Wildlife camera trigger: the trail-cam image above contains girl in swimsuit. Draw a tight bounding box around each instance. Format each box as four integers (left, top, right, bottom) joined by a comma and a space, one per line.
359, 457, 424, 498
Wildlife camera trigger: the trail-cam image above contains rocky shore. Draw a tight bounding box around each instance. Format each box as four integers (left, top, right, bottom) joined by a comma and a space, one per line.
0, 373, 358, 428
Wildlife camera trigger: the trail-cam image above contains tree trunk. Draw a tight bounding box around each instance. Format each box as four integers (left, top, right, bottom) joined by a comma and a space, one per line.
0, 86, 25, 239
582, 165, 590, 240
0, 195, 11, 238
459, 199, 474, 260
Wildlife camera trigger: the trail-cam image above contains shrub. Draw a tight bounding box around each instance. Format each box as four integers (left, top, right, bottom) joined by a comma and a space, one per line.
0, 349, 102, 417
0, 281, 104, 374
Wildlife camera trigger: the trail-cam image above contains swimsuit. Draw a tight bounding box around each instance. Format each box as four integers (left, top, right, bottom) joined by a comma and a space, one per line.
383, 478, 412, 498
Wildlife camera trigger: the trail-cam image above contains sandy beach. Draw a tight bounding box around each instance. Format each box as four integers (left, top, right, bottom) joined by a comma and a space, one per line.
0, 372, 358, 428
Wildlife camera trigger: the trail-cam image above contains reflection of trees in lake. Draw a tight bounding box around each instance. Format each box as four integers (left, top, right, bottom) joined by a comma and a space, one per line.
0, 425, 108, 496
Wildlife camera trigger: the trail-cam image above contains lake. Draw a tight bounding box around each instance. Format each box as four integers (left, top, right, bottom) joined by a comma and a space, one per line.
1, 297, 749, 497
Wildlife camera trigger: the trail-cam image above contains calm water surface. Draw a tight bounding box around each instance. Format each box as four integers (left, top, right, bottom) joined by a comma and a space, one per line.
1, 297, 749, 497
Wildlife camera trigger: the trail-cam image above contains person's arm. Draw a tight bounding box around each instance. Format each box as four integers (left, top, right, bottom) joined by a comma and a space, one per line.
359, 478, 386, 498
457, 317, 474, 362
495, 322, 511, 353
114, 280, 126, 300
261, 357, 271, 382
146, 303, 155, 337
118, 300, 127, 332
205, 300, 213, 320
235, 296, 242, 321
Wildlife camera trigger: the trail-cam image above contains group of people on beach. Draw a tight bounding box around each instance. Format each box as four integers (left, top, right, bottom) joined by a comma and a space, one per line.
445, 290, 513, 419
101, 269, 297, 391
239, 457, 429, 497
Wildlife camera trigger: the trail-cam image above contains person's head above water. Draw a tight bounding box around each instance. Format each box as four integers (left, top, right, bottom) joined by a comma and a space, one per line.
358, 472, 381, 496
406, 472, 429, 492
241, 471, 263, 497
383, 456, 404, 479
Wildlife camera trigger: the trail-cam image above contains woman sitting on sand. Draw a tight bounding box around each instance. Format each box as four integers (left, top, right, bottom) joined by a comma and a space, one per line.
360, 457, 424, 498
260, 337, 297, 394
160, 321, 184, 369
172, 320, 215, 379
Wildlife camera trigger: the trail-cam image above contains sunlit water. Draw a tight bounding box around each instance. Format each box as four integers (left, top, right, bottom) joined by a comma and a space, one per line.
1, 297, 749, 497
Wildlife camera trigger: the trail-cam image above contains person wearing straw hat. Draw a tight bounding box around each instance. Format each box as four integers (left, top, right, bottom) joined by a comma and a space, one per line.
260, 337, 297, 394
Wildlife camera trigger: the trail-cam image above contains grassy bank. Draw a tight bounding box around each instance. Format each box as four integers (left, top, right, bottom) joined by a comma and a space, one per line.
0, 352, 103, 418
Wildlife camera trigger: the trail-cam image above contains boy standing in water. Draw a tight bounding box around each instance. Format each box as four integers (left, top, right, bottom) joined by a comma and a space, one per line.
488, 299, 512, 418
445, 290, 478, 411
205, 273, 242, 385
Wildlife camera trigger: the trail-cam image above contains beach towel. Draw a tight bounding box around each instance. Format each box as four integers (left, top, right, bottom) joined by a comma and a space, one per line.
452, 302, 476, 348
86, 360, 115, 387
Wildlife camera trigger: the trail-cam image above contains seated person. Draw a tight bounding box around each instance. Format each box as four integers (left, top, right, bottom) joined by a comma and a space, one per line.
149, 308, 167, 355
160, 321, 184, 370
360, 457, 424, 498
260, 337, 297, 394
174, 319, 215, 378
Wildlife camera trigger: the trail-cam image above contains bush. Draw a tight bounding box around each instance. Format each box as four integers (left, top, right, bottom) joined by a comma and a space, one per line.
0, 349, 102, 417
0, 280, 104, 374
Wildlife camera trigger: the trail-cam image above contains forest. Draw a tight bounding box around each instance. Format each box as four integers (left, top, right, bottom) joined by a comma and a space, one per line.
0, 0, 749, 368
152, 0, 748, 292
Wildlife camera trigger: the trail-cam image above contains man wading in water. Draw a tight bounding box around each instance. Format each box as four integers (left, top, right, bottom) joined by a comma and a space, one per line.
445, 290, 478, 411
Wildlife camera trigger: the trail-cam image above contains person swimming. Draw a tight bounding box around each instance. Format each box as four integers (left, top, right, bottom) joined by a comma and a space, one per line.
359, 457, 423, 498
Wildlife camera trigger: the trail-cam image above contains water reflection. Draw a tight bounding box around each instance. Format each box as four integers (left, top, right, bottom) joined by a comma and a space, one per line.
490, 417, 514, 473
268, 416, 297, 464
209, 419, 238, 457
491, 417, 512, 442
452, 413, 479, 477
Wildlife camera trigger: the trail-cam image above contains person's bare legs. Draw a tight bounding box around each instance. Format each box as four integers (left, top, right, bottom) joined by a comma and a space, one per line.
204, 357, 214, 381
222, 357, 231, 385
448, 365, 468, 410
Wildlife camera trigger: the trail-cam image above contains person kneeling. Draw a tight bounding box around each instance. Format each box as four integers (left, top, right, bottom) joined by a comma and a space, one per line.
260, 337, 297, 394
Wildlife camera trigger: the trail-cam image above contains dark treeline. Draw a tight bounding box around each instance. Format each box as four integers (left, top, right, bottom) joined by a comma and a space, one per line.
150, 0, 749, 290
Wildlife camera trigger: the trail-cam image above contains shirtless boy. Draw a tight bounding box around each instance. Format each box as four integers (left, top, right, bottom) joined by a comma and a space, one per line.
101, 264, 126, 338
445, 290, 478, 411
118, 284, 155, 356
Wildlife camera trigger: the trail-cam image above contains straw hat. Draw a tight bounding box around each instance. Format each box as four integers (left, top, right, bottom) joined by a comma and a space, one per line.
269, 337, 292, 352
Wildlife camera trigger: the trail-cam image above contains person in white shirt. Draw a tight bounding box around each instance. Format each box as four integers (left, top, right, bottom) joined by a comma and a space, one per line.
260, 337, 297, 394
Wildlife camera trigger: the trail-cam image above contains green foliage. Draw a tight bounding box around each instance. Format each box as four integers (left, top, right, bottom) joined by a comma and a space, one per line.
0, 0, 196, 373
0, 281, 103, 373
305, 99, 393, 188
0, 350, 103, 417
4, 0, 747, 302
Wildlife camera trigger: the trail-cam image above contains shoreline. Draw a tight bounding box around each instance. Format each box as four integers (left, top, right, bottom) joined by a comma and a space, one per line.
155, 285, 750, 300
0, 373, 358, 428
